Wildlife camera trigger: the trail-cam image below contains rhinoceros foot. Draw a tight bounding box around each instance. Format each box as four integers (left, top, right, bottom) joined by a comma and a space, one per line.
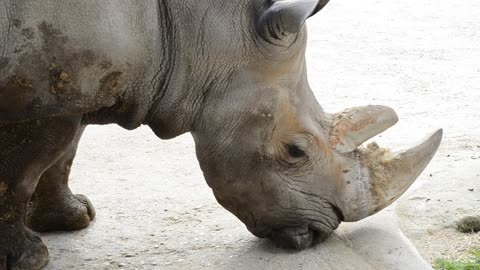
0, 226, 49, 270
25, 193, 95, 233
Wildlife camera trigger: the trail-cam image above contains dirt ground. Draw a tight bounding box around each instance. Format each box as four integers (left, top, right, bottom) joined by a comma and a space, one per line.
42, 0, 479, 268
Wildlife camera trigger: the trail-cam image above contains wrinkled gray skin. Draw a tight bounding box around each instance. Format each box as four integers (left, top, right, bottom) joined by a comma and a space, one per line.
0, 0, 442, 269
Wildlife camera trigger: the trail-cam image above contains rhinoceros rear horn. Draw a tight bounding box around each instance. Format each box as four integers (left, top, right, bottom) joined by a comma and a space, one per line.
257, 0, 330, 40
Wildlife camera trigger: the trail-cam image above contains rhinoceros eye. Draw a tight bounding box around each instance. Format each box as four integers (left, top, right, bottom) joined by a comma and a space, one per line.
287, 144, 306, 158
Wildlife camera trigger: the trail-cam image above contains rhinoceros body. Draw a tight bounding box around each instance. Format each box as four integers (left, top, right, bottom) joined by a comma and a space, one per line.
0, 0, 441, 269
0, 1, 180, 132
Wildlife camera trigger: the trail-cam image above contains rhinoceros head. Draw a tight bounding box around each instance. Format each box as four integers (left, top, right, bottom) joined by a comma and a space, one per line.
189, 0, 442, 249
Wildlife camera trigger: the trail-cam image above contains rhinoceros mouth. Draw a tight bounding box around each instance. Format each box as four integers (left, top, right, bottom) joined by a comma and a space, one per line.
259, 204, 343, 250
267, 226, 320, 250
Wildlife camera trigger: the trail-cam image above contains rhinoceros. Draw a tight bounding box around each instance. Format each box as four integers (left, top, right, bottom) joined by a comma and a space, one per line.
0, 0, 442, 269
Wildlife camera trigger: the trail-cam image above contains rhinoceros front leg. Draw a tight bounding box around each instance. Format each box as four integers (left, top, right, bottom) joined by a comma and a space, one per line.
0, 116, 82, 270
25, 125, 96, 233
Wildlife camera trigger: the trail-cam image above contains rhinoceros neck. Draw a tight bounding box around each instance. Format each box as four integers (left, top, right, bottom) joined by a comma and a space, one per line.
142, 0, 185, 139
143, 1, 200, 139
144, 0, 247, 140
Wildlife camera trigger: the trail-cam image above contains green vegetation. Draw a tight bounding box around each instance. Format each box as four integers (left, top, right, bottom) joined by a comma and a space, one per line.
434, 249, 480, 270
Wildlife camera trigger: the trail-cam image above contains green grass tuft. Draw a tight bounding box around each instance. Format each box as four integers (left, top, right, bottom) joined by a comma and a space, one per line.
434, 249, 480, 270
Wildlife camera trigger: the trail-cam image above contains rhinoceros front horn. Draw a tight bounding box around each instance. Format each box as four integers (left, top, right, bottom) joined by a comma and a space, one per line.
341, 129, 443, 222
331, 106, 443, 222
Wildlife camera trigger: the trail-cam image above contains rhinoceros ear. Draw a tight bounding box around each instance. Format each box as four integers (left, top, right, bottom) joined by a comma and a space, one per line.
257, 0, 330, 41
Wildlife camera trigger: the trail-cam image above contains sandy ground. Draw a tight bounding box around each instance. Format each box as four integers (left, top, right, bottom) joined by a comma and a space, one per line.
306, 0, 480, 263
42, 0, 479, 268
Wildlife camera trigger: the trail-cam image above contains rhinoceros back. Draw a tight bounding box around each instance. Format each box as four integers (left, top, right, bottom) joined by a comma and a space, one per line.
0, 0, 162, 123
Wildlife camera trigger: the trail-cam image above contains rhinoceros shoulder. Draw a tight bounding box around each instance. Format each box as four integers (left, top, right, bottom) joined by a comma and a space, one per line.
0, 1, 161, 124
